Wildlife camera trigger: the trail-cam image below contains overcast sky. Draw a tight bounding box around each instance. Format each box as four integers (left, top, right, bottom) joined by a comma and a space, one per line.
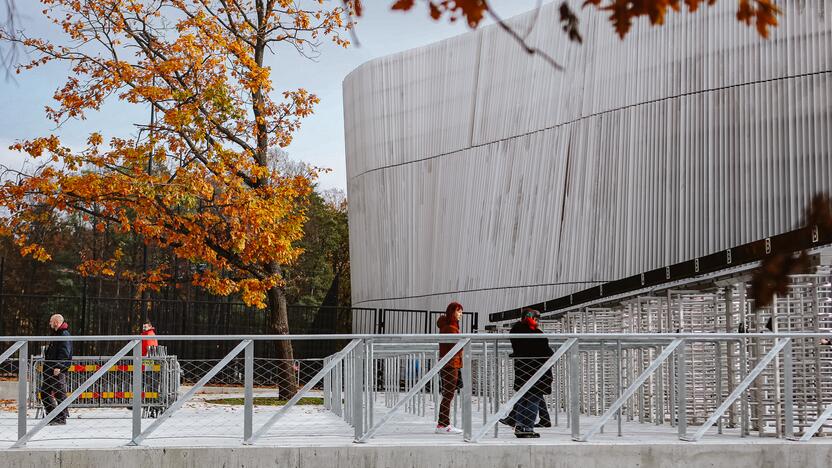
0, 1, 544, 191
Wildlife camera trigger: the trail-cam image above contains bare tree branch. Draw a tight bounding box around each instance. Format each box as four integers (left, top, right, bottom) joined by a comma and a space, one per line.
1, 0, 21, 81
485, 3, 564, 71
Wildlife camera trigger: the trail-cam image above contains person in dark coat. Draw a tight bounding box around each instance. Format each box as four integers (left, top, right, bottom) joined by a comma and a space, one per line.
435, 301, 464, 434
41, 314, 73, 425
507, 309, 553, 438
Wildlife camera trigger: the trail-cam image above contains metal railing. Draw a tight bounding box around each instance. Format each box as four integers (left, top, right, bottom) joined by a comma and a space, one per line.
2, 332, 832, 449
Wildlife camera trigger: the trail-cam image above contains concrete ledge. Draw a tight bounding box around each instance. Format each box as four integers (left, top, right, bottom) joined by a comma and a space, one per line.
3, 443, 832, 468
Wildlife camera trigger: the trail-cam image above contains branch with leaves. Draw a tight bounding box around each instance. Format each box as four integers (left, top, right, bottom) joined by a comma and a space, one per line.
359, 0, 781, 69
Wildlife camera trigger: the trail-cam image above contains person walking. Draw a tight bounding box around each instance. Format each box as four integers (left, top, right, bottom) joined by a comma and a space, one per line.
141, 320, 158, 356
508, 309, 553, 438
436, 301, 464, 434
41, 314, 73, 425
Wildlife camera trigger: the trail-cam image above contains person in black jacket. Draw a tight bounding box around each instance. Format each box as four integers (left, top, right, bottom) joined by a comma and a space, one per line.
41, 314, 72, 425
507, 309, 553, 438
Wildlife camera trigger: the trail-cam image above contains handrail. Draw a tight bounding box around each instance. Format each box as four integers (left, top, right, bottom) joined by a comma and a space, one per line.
1, 332, 830, 449
1, 332, 830, 341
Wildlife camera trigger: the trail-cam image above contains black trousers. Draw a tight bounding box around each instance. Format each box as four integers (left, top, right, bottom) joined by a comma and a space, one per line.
508, 396, 551, 424
40, 371, 69, 422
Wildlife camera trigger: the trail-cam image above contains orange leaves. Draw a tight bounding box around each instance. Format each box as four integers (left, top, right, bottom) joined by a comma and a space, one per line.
391, 0, 415, 11
390, 0, 487, 28
294, 11, 313, 29
390, 1, 780, 40
20, 243, 52, 262
87, 132, 103, 146
582, 0, 780, 39
736, 0, 779, 38
11, 135, 62, 159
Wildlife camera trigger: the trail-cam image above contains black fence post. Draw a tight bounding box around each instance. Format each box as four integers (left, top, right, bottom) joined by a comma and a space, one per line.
377, 309, 385, 334
80, 276, 88, 337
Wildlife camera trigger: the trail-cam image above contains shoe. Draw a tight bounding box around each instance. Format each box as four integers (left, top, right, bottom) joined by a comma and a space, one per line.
535, 420, 552, 428
48, 420, 66, 426
499, 418, 516, 427
514, 427, 540, 438
435, 425, 463, 435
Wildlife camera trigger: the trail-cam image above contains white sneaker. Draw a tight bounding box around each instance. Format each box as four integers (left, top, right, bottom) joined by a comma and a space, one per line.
435, 425, 463, 434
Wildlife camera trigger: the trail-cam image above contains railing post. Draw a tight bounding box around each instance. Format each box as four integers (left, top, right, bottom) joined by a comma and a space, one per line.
17, 341, 28, 441
569, 340, 580, 440
492, 341, 499, 438
130, 340, 142, 445
353, 339, 365, 441
244, 340, 254, 444
461, 340, 472, 441
783, 339, 794, 439
715, 342, 723, 435
367, 340, 374, 427
617, 340, 623, 437
740, 337, 749, 437
676, 339, 687, 438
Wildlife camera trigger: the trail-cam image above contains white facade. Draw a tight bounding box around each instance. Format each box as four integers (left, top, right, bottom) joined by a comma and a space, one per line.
343, 1, 832, 320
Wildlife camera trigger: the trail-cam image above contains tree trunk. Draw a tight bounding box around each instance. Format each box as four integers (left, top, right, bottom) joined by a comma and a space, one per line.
267, 284, 298, 399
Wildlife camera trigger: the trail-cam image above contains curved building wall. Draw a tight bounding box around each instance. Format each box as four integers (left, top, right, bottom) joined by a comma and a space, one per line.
343, 1, 832, 321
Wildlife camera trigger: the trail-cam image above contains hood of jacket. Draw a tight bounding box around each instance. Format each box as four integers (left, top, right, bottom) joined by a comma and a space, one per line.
53, 322, 69, 334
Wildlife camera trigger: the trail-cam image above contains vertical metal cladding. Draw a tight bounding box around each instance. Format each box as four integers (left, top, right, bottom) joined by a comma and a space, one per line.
343, 1, 832, 321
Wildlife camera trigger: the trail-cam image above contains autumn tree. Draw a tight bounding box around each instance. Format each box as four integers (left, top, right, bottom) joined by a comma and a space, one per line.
0, 0, 352, 397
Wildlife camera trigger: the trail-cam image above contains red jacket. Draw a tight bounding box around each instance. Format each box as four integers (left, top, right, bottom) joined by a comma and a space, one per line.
437, 315, 463, 368
141, 328, 158, 356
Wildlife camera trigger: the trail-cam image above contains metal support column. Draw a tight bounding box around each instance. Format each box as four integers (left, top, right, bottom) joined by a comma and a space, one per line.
130, 340, 142, 444
17, 341, 28, 441
243, 340, 254, 443
353, 340, 365, 441
569, 341, 580, 440
461, 340, 472, 440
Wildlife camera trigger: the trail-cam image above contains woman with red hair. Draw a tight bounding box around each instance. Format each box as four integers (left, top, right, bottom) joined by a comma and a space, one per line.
435, 301, 464, 434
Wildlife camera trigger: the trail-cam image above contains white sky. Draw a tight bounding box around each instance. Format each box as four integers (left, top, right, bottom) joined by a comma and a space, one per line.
0, 1, 546, 191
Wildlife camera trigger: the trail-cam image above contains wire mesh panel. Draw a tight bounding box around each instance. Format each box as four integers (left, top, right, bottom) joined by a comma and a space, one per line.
0, 340, 22, 445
